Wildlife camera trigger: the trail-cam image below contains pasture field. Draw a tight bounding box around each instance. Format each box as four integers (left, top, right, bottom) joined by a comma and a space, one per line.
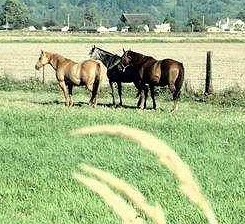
1, 42, 245, 91
0, 79, 244, 224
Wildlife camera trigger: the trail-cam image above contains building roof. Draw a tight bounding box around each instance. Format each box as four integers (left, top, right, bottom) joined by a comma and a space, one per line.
120, 13, 155, 28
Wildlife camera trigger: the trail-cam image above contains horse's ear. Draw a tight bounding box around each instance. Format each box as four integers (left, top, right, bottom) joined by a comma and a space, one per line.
41, 49, 44, 54
123, 48, 125, 53
93, 45, 95, 48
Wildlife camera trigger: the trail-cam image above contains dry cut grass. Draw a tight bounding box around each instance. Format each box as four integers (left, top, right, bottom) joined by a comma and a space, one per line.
80, 164, 166, 224
73, 173, 145, 224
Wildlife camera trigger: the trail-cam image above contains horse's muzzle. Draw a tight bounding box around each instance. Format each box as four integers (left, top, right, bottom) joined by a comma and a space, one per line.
35, 64, 41, 70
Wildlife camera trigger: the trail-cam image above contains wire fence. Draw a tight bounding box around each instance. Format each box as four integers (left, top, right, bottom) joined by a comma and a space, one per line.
0, 42, 245, 92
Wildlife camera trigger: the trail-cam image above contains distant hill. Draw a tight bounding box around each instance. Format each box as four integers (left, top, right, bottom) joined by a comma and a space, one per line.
0, 0, 244, 30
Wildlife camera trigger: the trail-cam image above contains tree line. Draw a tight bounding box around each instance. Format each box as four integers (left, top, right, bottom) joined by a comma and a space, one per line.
1, 0, 245, 31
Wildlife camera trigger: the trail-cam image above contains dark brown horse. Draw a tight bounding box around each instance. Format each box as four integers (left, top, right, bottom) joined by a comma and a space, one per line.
35, 50, 107, 107
121, 50, 184, 111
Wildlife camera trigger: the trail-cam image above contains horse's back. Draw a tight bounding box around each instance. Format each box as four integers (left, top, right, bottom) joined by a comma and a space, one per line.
95, 59, 108, 85
142, 58, 184, 85
79, 59, 108, 87
160, 59, 184, 85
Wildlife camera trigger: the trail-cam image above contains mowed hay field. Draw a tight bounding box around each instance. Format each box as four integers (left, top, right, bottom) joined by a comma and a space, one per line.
1, 42, 245, 90
0, 80, 245, 223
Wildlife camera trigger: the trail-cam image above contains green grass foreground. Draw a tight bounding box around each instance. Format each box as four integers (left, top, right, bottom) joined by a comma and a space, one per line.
0, 79, 244, 224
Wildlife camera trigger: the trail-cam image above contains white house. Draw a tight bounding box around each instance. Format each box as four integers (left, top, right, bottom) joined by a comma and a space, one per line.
216, 17, 245, 31
154, 23, 171, 33
144, 25, 150, 32
230, 19, 245, 31
2, 23, 11, 30
121, 26, 130, 33
97, 26, 109, 33
61, 26, 69, 32
108, 26, 117, 32
207, 26, 221, 33
28, 26, 37, 31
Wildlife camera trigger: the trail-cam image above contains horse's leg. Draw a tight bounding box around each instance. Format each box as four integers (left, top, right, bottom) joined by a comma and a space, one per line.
172, 92, 180, 112
90, 76, 100, 107
137, 89, 143, 108
117, 82, 123, 106
171, 72, 184, 113
138, 84, 148, 110
143, 85, 149, 109
109, 81, 116, 106
168, 67, 179, 112
137, 86, 144, 109
149, 84, 156, 109
133, 81, 142, 107
58, 80, 70, 106
67, 84, 74, 107
168, 82, 177, 112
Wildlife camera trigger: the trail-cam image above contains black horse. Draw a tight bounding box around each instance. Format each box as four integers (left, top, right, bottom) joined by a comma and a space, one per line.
89, 46, 143, 106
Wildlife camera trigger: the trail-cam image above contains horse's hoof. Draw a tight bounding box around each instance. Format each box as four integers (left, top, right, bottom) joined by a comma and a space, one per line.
69, 102, 74, 107
170, 108, 177, 114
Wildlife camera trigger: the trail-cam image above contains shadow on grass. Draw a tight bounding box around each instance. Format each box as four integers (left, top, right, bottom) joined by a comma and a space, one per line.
32, 100, 139, 110
32, 99, 63, 106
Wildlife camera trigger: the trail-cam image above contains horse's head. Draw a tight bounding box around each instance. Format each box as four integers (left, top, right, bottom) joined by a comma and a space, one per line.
35, 50, 51, 70
121, 50, 133, 67
89, 45, 100, 60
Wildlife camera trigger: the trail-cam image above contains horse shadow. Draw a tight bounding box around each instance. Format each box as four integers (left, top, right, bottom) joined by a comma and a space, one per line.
32, 100, 63, 106
76, 101, 138, 109
32, 99, 138, 110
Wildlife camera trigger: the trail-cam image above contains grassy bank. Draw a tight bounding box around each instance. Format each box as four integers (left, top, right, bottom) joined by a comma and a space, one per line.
1, 31, 245, 43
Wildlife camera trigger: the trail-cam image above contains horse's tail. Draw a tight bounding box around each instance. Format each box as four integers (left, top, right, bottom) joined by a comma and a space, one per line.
96, 60, 108, 88
94, 62, 102, 94
173, 63, 185, 101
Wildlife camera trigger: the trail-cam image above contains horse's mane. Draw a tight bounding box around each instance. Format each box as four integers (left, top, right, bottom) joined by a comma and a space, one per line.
51, 53, 74, 63
128, 50, 156, 66
130, 50, 155, 60
93, 47, 121, 69
94, 47, 116, 57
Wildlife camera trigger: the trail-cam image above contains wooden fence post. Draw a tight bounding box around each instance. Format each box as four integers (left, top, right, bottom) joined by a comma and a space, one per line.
205, 51, 213, 95
42, 66, 45, 84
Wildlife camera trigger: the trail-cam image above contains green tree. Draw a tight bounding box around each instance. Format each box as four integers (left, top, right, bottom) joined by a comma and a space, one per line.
0, 0, 29, 28
186, 17, 204, 32
164, 13, 176, 31
237, 10, 245, 21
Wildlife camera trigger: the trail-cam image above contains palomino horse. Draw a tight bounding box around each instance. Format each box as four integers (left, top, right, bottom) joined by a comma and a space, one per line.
121, 50, 184, 111
89, 46, 144, 106
35, 50, 107, 107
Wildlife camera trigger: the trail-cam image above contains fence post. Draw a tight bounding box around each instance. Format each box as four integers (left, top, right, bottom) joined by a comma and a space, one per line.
42, 66, 45, 84
205, 51, 213, 95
